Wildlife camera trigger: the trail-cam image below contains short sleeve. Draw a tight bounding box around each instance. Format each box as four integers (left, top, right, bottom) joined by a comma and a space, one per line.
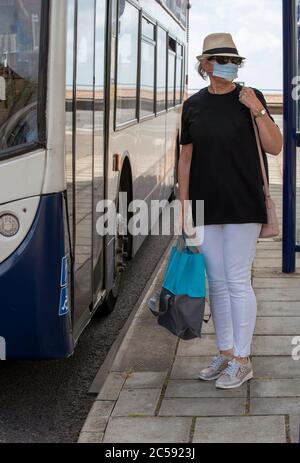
253, 88, 276, 124
180, 101, 192, 145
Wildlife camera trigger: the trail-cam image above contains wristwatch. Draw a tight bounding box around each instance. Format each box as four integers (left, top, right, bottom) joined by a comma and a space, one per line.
254, 108, 267, 119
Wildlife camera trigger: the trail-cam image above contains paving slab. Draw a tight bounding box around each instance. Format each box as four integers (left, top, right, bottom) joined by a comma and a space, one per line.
253, 250, 282, 258
80, 401, 115, 433
111, 308, 178, 372
254, 318, 300, 335
192, 416, 286, 443
256, 301, 300, 317
96, 372, 126, 401
159, 398, 246, 416
250, 379, 300, 397
112, 388, 161, 417
252, 357, 300, 378
254, 288, 300, 301
102, 417, 193, 443
256, 241, 283, 249
253, 277, 300, 288
253, 269, 299, 279
253, 259, 285, 268
170, 356, 218, 379
289, 415, 300, 443
123, 372, 167, 389
177, 336, 218, 357
165, 380, 246, 398
78, 432, 104, 443
252, 336, 295, 356
250, 398, 300, 415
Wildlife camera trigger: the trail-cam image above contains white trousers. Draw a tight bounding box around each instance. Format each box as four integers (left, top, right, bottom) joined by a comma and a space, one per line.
195, 223, 262, 357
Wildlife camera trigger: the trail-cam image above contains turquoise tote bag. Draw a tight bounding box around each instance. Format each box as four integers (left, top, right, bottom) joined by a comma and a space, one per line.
162, 233, 206, 297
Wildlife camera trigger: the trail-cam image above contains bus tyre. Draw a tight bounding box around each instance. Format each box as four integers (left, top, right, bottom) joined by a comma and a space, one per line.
101, 192, 132, 315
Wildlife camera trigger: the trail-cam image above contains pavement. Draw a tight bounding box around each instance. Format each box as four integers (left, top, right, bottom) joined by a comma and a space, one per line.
78, 139, 300, 444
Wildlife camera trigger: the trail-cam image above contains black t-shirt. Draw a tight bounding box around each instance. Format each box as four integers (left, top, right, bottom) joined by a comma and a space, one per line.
180, 83, 276, 226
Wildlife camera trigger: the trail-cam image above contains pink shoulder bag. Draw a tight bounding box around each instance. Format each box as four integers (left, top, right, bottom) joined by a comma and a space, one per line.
251, 112, 280, 239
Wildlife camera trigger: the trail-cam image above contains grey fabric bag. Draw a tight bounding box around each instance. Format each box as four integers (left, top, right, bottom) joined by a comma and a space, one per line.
147, 287, 209, 340
147, 232, 211, 340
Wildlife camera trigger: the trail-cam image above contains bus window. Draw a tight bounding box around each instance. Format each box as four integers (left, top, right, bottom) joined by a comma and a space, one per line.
140, 17, 155, 118
162, 0, 188, 27
0, 0, 44, 153
168, 36, 176, 108
116, 0, 139, 126
156, 27, 167, 113
142, 15, 155, 41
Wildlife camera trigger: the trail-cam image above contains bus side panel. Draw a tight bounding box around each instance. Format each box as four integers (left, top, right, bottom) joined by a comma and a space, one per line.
0, 193, 74, 359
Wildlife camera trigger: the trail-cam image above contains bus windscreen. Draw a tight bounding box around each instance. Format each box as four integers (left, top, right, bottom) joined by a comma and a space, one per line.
0, 0, 44, 153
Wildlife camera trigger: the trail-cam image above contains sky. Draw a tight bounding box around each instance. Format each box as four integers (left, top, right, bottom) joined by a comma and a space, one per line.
188, 0, 283, 92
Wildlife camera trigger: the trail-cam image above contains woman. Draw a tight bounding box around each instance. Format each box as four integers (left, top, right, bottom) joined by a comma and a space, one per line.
178, 33, 282, 389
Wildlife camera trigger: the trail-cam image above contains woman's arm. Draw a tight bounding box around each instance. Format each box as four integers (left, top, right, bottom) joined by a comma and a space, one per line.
253, 110, 283, 156
178, 143, 193, 227
239, 87, 283, 156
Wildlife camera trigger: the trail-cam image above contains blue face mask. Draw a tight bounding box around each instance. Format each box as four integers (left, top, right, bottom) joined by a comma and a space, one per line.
212, 62, 239, 81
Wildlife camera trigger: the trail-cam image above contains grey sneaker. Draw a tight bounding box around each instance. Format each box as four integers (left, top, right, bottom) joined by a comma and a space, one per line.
215, 358, 253, 389
198, 354, 233, 381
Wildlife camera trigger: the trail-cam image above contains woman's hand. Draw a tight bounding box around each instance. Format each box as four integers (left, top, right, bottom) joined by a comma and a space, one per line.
175, 202, 187, 235
175, 200, 196, 237
175, 207, 184, 235
238, 86, 265, 116
239, 86, 283, 155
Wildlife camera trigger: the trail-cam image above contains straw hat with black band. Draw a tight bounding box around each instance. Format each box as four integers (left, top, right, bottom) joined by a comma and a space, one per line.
196, 33, 246, 61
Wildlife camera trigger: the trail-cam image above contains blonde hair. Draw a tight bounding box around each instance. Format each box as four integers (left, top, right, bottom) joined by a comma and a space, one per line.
197, 58, 209, 80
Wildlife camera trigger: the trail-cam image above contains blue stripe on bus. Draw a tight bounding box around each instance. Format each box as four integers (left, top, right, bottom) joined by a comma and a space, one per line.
0, 193, 74, 359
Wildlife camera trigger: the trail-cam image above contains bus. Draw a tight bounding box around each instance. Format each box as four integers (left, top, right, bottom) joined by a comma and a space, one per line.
0, 0, 189, 358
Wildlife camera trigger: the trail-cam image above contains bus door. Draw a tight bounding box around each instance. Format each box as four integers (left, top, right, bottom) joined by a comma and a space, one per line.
66, 0, 106, 329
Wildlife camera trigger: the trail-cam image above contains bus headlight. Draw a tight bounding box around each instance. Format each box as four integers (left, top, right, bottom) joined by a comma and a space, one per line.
0, 214, 20, 237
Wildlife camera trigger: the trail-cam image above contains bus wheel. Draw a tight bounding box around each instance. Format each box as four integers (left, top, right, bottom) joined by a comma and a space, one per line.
101, 197, 129, 315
